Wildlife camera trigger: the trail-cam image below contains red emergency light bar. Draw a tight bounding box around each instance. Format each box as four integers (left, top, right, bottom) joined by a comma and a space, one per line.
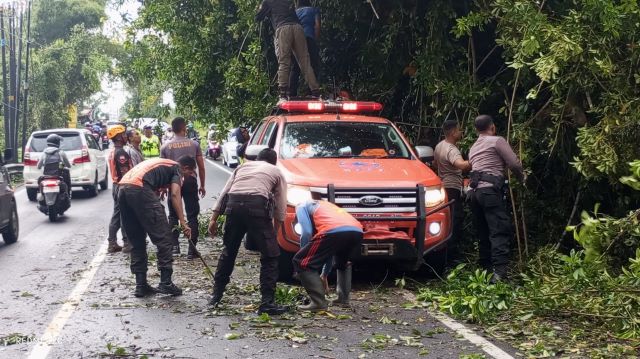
279, 100, 383, 113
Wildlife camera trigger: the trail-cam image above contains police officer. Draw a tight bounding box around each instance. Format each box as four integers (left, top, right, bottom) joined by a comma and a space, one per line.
106, 125, 133, 253
434, 120, 471, 263
293, 200, 363, 311
140, 125, 161, 158
118, 156, 195, 297
160, 117, 206, 258
207, 148, 288, 315
468, 115, 524, 282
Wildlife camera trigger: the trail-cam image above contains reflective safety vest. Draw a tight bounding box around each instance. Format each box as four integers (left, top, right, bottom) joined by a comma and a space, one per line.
312, 201, 363, 239
119, 158, 177, 188
140, 135, 161, 157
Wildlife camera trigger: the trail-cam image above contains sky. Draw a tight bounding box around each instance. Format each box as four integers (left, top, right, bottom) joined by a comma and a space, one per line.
97, 0, 175, 121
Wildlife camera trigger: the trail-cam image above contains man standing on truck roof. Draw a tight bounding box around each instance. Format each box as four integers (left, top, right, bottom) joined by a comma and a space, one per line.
434, 120, 471, 264
106, 124, 133, 254
468, 115, 524, 283
118, 157, 194, 298
256, 0, 320, 103
293, 199, 363, 311
289, 0, 321, 97
161, 117, 207, 259
207, 148, 289, 315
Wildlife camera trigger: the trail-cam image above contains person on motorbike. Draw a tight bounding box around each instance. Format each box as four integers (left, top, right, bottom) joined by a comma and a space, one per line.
37, 134, 72, 196
207, 124, 218, 142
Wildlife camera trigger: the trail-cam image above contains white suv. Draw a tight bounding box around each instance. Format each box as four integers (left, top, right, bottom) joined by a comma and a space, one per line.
23, 129, 109, 201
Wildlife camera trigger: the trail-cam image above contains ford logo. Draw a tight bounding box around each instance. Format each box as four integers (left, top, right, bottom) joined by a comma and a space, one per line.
359, 195, 383, 206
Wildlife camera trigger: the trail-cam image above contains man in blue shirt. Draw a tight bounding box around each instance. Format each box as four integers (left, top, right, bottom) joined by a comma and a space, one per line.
294, 200, 363, 311
289, 0, 320, 97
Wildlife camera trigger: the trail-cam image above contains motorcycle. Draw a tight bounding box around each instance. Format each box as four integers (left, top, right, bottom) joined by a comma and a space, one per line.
37, 174, 71, 222
101, 133, 109, 150
207, 139, 222, 160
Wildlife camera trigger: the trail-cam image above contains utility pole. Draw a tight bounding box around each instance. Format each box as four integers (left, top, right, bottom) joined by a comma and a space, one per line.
21, 0, 32, 160
8, 8, 17, 157
15, 4, 24, 159
1, 10, 9, 155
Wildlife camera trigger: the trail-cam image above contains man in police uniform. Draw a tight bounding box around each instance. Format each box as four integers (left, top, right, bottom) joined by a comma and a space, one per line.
140, 125, 161, 158
294, 199, 363, 311
434, 120, 471, 263
118, 156, 194, 297
161, 117, 207, 258
468, 115, 524, 282
106, 124, 132, 253
207, 148, 288, 315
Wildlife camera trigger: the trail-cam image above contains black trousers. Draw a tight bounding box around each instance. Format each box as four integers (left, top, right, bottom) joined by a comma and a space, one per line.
168, 176, 200, 251
292, 231, 363, 273
119, 185, 174, 274
108, 185, 128, 243
213, 199, 280, 301
470, 186, 512, 274
445, 188, 464, 260
289, 36, 320, 97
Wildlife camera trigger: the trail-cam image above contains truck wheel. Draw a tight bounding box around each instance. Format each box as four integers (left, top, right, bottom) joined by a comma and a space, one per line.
2, 202, 19, 244
277, 250, 295, 282
27, 188, 37, 202
99, 166, 109, 190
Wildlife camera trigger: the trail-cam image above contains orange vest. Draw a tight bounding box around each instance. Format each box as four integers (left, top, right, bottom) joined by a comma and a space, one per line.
119, 158, 177, 187
313, 201, 363, 239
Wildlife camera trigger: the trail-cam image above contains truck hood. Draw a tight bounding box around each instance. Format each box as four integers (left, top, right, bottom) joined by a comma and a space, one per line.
279, 158, 441, 188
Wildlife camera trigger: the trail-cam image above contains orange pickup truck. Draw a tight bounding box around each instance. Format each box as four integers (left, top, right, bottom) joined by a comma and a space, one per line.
244, 100, 452, 279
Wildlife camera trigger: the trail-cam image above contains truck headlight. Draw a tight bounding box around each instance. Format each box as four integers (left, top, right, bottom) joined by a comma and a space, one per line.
424, 186, 445, 207
287, 185, 312, 206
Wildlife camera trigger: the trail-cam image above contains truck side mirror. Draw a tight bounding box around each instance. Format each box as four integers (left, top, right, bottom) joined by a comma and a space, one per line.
415, 146, 434, 164
3, 148, 13, 163
244, 144, 269, 161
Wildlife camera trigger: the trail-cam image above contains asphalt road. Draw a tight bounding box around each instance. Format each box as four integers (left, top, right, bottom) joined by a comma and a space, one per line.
0, 159, 517, 359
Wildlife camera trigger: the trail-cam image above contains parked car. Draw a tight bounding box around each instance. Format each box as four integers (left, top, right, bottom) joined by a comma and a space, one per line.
23, 129, 109, 201
221, 129, 240, 168
244, 100, 452, 279
0, 149, 19, 244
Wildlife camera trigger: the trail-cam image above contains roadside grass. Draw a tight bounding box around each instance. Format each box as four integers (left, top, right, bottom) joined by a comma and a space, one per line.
410, 247, 640, 358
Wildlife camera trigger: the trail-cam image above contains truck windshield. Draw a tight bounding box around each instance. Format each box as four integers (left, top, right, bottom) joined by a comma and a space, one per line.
280, 122, 411, 159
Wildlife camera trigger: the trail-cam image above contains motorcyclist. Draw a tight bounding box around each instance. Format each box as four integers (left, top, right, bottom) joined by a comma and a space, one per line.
207, 124, 217, 141
186, 123, 199, 142
36, 134, 72, 195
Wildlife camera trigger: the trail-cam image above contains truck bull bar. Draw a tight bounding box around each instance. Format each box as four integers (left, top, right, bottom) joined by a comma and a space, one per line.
327, 184, 454, 270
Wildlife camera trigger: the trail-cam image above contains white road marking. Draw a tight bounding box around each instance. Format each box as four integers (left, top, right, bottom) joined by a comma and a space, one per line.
27, 241, 109, 359
205, 158, 234, 175
402, 290, 514, 359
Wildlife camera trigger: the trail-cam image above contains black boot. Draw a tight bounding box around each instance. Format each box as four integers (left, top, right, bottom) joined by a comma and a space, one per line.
298, 270, 329, 312
257, 300, 289, 316
208, 284, 225, 307
134, 273, 157, 298
157, 268, 183, 296
331, 266, 352, 308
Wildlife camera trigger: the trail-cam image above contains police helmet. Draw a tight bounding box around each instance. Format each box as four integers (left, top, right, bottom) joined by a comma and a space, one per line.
46, 134, 63, 148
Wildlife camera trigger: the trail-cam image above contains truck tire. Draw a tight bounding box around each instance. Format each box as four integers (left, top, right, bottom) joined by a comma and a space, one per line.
27, 188, 37, 202
2, 202, 19, 244
277, 250, 295, 282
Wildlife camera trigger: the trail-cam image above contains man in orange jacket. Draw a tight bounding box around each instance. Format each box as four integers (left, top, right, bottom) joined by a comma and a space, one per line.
118, 156, 194, 298
293, 200, 363, 311
106, 124, 133, 254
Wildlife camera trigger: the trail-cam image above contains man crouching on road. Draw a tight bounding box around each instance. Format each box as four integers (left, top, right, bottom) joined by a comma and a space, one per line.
293, 200, 363, 311
118, 156, 194, 298
207, 148, 289, 315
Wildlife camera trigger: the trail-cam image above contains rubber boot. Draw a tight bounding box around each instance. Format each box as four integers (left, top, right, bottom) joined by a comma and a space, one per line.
187, 239, 200, 260
157, 268, 183, 296
208, 284, 225, 307
298, 271, 329, 312
107, 241, 122, 253
331, 266, 352, 308
134, 273, 157, 298
310, 89, 321, 99
490, 265, 508, 284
